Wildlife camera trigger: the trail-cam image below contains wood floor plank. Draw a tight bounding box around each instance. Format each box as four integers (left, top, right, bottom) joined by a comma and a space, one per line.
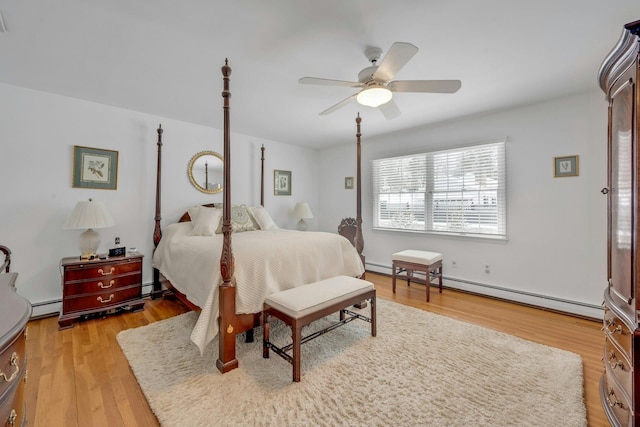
24, 272, 607, 426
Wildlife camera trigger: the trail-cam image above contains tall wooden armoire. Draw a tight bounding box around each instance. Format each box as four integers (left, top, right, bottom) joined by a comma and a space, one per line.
599, 19, 640, 427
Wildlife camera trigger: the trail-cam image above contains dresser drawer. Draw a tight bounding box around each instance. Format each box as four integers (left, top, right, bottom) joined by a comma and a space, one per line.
0, 367, 26, 427
63, 272, 141, 297
603, 309, 632, 360
601, 371, 633, 427
604, 335, 633, 396
62, 285, 142, 314
0, 328, 26, 401
64, 258, 141, 282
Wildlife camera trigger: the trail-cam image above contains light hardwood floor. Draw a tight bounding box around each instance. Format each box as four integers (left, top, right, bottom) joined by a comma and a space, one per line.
24, 272, 607, 426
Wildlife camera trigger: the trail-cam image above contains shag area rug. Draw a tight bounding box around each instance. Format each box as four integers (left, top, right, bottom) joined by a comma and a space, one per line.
117, 299, 587, 427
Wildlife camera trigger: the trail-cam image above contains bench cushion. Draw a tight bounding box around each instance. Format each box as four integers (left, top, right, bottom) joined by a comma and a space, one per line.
392, 249, 442, 265
264, 275, 374, 319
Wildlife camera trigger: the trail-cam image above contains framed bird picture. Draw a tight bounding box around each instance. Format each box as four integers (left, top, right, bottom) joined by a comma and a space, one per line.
72, 145, 119, 190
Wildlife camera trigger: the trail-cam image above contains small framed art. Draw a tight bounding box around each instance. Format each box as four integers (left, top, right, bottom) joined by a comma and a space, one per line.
554, 155, 579, 178
345, 176, 354, 189
72, 145, 118, 190
274, 170, 291, 196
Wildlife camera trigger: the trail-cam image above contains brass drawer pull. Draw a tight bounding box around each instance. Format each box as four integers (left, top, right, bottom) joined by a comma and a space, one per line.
98, 280, 115, 289
0, 352, 20, 383
97, 294, 115, 304
97, 267, 115, 276
608, 351, 626, 370
8, 409, 16, 426
607, 388, 625, 409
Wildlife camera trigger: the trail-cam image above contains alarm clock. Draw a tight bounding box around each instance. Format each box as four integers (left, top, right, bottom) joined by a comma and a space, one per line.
109, 247, 126, 257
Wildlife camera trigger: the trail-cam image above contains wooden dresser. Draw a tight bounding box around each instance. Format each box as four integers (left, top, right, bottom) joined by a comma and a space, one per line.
58, 253, 145, 329
599, 19, 640, 427
0, 273, 31, 427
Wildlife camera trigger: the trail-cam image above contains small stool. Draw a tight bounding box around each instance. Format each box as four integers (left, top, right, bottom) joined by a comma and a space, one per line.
392, 250, 443, 302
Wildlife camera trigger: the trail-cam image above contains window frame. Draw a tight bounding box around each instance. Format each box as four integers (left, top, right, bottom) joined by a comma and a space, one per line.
372, 140, 507, 240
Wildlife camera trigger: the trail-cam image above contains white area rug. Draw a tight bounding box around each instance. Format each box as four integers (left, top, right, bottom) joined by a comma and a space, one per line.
117, 299, 587, 427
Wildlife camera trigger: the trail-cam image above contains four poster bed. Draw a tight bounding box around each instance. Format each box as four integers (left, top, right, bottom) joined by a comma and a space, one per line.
151, 60, 366, 373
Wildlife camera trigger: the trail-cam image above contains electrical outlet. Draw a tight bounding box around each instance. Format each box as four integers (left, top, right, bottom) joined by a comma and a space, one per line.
115, 237, 120, 245
485, 264, 490, 274
451, 260, 457, 267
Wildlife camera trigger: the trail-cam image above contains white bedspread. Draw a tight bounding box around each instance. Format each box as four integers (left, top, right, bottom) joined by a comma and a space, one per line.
152, 222, 365, 354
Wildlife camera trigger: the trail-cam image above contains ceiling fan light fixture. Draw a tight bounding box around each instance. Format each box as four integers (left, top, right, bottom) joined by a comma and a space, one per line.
357, 86, 392, 107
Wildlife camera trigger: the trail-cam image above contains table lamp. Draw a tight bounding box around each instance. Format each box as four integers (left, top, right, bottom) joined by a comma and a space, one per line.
64, 198, 115, 259
293, 202, 313, 231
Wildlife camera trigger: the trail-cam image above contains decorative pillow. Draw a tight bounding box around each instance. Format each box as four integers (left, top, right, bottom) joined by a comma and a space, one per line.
189, 207, 223, 236
250, 205, 278, 230
215, 205, 258, 234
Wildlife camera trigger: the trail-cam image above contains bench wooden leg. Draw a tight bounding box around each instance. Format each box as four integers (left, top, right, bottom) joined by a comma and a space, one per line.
263, 312, 270, 359
293, 324, 302, 382
371, 295, 377, 337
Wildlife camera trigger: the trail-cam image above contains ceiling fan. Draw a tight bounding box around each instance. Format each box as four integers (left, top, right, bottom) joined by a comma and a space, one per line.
299, 42, 461, 119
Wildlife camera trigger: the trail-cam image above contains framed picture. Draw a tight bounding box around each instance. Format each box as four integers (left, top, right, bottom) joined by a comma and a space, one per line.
554, 155, 579, 178
345, 176, 354, 189
274, 170, 291, 196
72, 145, 118, 190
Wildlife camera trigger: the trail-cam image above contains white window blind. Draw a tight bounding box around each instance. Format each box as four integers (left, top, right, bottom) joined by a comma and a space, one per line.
372, 140, 506, 238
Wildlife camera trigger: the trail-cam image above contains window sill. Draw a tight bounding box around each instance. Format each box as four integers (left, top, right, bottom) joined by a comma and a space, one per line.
372, 227, 508, 243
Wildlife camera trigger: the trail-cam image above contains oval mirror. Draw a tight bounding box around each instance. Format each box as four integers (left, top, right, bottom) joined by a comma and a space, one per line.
188, 151, 224, 194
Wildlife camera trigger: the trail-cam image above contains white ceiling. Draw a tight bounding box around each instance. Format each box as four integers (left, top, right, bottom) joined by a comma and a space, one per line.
1, 1, 639, 148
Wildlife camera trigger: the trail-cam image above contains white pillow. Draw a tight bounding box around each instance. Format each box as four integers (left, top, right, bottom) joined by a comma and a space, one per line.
189, 207, 223, 236
250, 205, 278, 230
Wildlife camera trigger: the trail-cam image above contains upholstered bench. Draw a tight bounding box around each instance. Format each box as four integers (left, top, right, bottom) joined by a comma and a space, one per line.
392, 249, 443, 302
263, 275, 376, 382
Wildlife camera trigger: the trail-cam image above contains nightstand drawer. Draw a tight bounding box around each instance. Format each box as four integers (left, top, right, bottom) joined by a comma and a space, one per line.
63, 272, 141, 297
59, 254, 145, 329
64, 258, 141, 282
62, 285, 142, 314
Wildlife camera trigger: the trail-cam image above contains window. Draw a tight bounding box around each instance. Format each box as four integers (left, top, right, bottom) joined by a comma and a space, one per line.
372, 140, 506, 239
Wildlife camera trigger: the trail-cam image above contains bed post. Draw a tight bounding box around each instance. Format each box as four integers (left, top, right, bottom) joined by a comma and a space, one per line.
217, 59, 239, 373
354, 114, 365, 267
260, 144, 265, 207
151, 124, 164, 299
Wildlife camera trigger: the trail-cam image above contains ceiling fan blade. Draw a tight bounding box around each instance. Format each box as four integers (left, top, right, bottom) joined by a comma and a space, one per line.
372, 42, 419, 82
319, 94, 358, 116
389, 80, 462, 93
299, 77, 362, 88
379, 98, 401, 120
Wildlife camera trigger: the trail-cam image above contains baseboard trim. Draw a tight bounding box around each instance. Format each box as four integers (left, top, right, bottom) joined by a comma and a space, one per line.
366, 262, 603, 321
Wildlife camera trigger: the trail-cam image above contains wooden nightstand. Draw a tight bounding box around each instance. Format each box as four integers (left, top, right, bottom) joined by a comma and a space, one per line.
58, 253, 145, 329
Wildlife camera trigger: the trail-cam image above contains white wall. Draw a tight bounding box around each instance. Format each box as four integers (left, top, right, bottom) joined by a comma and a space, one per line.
317, 90, 608, 318
0, 82, 318, 315
0, 81, 609, 319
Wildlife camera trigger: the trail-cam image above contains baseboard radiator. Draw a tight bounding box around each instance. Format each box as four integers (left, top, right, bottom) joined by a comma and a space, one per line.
367, 262, 603, 320
30, 283, 156, 319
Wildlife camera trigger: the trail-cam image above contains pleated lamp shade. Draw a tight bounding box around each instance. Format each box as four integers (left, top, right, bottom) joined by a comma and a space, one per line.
64, 198, 115, 259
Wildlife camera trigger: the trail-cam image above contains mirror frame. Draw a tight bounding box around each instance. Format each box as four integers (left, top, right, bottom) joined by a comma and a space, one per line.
188, 150, 224, 194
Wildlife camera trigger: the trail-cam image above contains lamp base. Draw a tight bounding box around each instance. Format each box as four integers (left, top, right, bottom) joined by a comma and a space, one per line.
79, 228, 101, 259
296, 219, 307, 231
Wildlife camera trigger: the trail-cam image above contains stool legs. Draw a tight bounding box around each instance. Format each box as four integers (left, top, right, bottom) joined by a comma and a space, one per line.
392, 261, 397, 294
391, 259, 443, 302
